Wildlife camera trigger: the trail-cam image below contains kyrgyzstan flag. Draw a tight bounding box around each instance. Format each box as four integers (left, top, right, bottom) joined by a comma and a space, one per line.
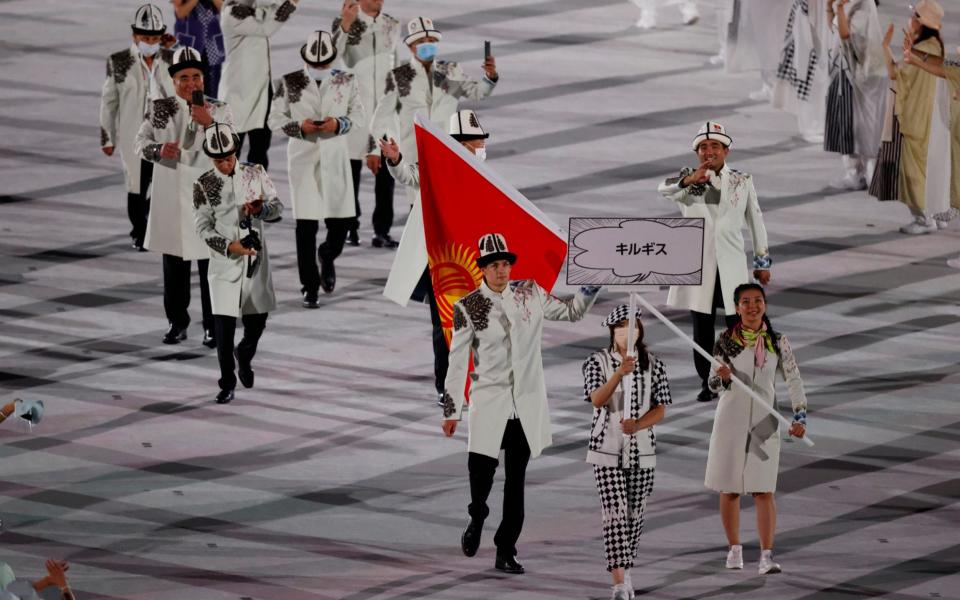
413, 114, 568, 346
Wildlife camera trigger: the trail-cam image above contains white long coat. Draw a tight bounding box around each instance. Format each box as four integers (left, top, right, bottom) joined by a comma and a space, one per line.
705, 331, 807, 494
443, 280, 599, 460
135, 95, 235, 259
219, 0, 297, 133
268, 68, 363, 220
331, 9, 401, 160
192, 163, 283, 317
368, 59, 497, 204
657, 163, 770, 315
99, 45, 174, 193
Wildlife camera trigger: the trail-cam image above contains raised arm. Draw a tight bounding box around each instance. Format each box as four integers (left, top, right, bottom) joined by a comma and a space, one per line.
539, 282, 600, 322
443, 60, 498, 101
222, 0, 298, 38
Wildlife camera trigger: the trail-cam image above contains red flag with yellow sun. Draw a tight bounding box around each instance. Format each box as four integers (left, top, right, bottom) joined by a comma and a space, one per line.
414, 114, 568, 345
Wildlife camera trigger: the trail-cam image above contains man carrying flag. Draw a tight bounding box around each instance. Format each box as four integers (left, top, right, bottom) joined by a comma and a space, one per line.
379, 109, 490, 405
441, 233, 600, 574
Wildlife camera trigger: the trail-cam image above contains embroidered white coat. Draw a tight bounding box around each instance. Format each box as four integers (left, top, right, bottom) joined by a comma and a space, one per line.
705, 331, 807, 494
192, 163, 283, 317
657, 163, 770, 315
268, 68, 363, 220
100, 45, 175, 193
368, 59, 497, 204
331, 10, 401, 160
219, 0, 297, 133
135, 95, 235, 259
443, 280, 600, 460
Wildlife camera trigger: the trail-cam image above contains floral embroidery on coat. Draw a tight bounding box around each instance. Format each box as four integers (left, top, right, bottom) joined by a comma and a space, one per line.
452, 304, 468, 331
206, 235, 228, 256
392, 63, 416, 98
151, 97, 179, 129
228, 2, 255, 19
273, 78, 285, 100
100, 127, 109, 147
284, 70, 311, 104
441, 392, 456, 418
459, 290, 492, 332
275, 0, 296, 22
344, 19, 366, 45
198, 170, 224, 207
110, 50, 135, 84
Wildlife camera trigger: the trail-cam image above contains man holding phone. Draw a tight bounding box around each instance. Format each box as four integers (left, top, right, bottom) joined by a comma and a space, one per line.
135, 47, 235, 347
269, 31, 363, 307
368, 17, 499, 212
193, 122, 283, 404
332, 0, 403, 248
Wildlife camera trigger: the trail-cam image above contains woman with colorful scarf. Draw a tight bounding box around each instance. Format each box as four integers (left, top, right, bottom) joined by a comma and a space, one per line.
705, 283, 807, 575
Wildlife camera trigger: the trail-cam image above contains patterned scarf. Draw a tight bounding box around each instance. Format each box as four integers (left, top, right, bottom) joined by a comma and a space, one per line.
732, 322, 775, 369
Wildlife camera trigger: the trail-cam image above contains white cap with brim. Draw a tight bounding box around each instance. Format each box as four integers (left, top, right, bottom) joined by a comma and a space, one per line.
405, 17, 442, 45
692, 121, 733, 151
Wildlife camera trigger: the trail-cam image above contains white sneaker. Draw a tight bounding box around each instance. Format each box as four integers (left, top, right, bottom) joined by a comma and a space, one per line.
725, 544, 744, 569
636, 13, 656, 29
611, 583, 630, 600
947, 256, 960, 269
832, 172, 866, 191
709, 52, 725, 66
936, 219, 950, 230
624, 570, 636, 599
680, 3, 700, 25
758, 550, 781, 575
899, 216, 938, 235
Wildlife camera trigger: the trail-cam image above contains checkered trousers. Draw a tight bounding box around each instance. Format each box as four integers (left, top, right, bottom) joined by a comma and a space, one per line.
775, 0, 819, 101
593, 464, 655, 571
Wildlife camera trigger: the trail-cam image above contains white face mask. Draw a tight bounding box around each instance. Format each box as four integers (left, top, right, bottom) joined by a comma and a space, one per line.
310, 66, 331, 80
138, 41, 160, 57
474, 146, 486, 162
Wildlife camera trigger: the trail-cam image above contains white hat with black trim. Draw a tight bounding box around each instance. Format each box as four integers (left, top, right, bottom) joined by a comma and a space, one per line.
404, 17, 442, 45
203, 122, 240, 159
168, 46, 205, 77
449, 110, 489, 142
132, 3, 166, 36
692, 121, 732, 151
301, 30, 337, 66
476, 233, 517, 268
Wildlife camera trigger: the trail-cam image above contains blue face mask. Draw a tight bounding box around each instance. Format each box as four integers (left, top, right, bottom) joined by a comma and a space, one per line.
415, 42, 438, 62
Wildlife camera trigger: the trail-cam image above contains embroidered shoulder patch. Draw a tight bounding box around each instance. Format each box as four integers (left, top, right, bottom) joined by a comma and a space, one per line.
714, 331, 745, 359
346, 19, 366, 45
393, 63, 416, 97
151, 97, 179, 129
198, 170, 224, 207
229, 2, 255, 19
460, 291, 493, 332
284, 70, 311, 104
110, 50, 135, 84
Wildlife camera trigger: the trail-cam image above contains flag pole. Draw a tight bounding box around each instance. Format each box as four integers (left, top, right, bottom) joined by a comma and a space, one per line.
631, 292, 814, 447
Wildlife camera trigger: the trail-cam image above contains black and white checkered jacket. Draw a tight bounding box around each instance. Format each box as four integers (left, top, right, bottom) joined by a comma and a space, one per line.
582, 349, 672, 469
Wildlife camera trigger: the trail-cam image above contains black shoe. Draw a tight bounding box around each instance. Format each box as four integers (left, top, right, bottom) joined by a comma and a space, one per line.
371, 234, 399, 249
202, 330, 216, 348
132, 240, 146, 251
495, 554, 524, 574
302, 290, 319, 308
319, 258, 336, 294
162, 324, 187, 345
347, 229, 359, 246
461, 520, 483, 557
216, 389, 234, 404
696, 388, 716, 403
235, 349, 254, 389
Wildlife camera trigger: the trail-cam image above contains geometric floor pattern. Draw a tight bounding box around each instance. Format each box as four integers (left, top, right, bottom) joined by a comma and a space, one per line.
1, 0, 959, 598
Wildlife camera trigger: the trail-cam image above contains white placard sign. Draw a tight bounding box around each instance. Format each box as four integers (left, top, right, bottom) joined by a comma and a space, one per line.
566, 217, 704, 286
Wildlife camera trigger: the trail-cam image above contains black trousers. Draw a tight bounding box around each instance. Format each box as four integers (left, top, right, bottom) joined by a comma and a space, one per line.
213, 312, 268, 391
467, 418, 531, 558
236, 128, 273, 171
425, 275, 449, 394
349, 158, 396, 237
129, 159, 154, 244
691, 270, 738, 390
295, 218, 350, 293
162, 255, 213, 332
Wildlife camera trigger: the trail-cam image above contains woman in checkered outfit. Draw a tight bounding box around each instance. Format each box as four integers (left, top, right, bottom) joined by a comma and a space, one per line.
583, 305, 672, 600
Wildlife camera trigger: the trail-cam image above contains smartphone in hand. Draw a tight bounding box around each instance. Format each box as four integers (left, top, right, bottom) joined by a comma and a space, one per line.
484, 40, 492, 60
191, 90, 204, 107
